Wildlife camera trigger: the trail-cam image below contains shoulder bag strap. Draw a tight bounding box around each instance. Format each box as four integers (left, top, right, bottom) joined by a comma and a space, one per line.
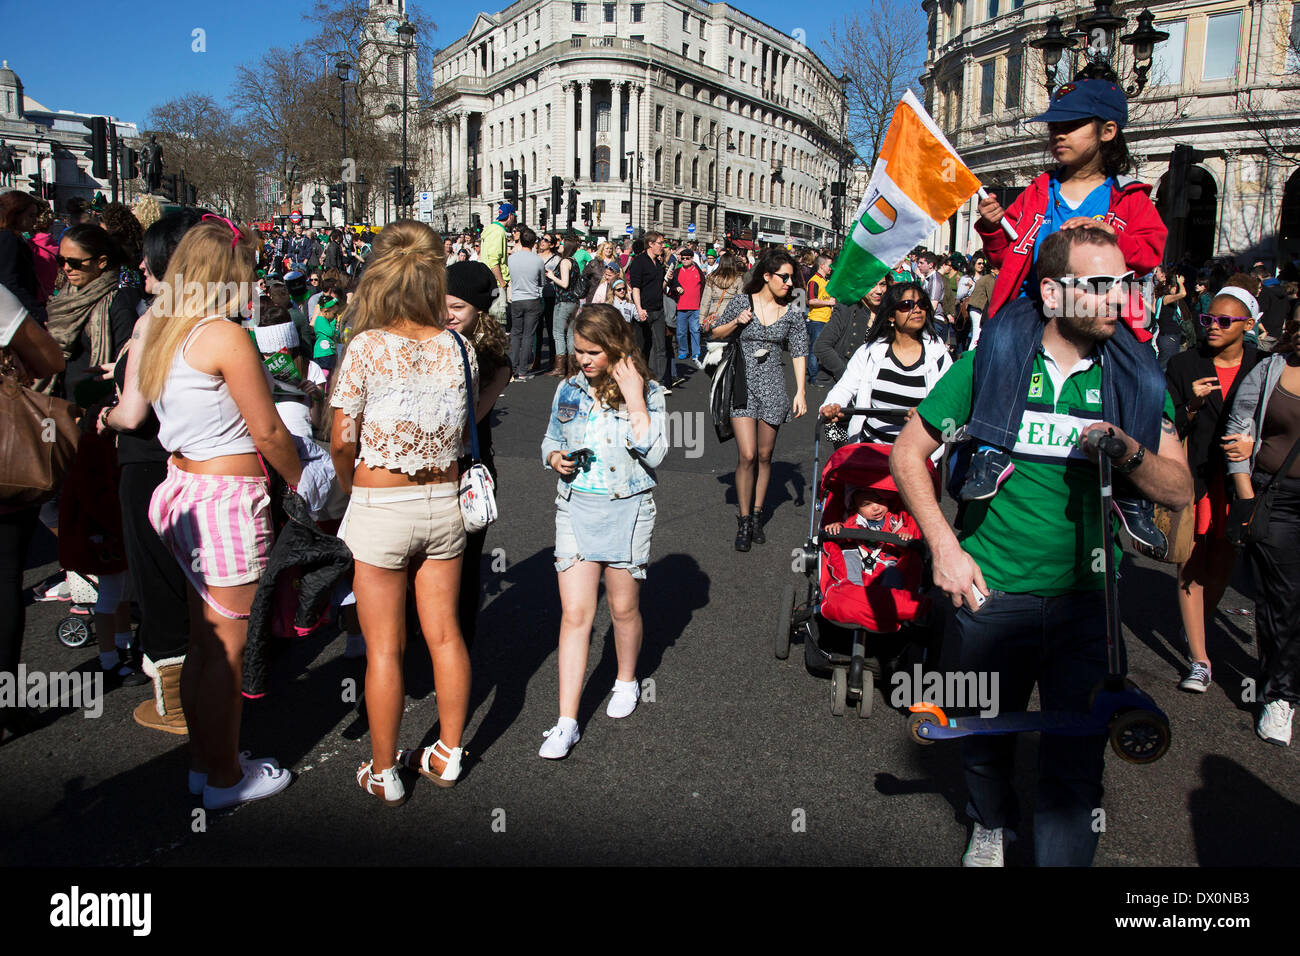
450, 330, 480, 464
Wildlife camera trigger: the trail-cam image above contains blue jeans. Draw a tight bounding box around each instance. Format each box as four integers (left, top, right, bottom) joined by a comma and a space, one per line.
675, 309, 701, 361
553, 300, 578, 357
805, 320, 825, 381
955, 589, 1111, 866
969, 298, 1165, 452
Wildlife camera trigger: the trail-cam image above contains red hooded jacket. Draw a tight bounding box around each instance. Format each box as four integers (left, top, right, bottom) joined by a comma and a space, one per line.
975, 172, 1167, 338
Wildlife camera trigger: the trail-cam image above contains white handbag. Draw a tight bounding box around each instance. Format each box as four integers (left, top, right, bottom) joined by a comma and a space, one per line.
451, 331, 498, 533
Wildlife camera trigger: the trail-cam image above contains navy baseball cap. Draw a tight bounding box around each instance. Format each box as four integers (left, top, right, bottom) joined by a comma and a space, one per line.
497, 202, 516, 220
1030, 79, 1127, 129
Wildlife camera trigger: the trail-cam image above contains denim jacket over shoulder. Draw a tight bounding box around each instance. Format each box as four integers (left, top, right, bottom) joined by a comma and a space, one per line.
540, 374, 668, 499
1224, 354, 1289, 477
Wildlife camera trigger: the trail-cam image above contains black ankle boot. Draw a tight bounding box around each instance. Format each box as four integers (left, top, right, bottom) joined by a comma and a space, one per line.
734, 514, 753, 552
751, 510, 767, 545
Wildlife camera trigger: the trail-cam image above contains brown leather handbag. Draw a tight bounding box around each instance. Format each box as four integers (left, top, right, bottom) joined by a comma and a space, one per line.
0, 349, 82, 506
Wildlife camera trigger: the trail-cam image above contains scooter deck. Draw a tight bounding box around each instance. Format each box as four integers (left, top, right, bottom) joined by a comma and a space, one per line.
913, 690, 1167, 741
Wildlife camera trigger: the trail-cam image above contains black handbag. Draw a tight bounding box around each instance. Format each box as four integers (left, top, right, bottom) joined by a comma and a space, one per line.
1225, 432, 1300, 547
708, 298, 750, 443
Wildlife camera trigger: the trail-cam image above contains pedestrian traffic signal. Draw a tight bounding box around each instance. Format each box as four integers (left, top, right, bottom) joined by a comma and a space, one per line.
328, 183, 344, 208
503, 169, 519, 206
81, 116, 108, 179
471, 212, 482, 234
567, 187, 578, 224
539, 207, 548, 229
402, 178, 414, 208
124, 147, 140, 182
581, 202, 592, 223
551, 175, 563, 219
387, 166, 401, 208
43, 182, 55, 201
26, 170, 41, 197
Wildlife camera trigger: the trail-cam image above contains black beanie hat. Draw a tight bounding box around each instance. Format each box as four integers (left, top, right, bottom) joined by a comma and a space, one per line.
446, 260, 498, 314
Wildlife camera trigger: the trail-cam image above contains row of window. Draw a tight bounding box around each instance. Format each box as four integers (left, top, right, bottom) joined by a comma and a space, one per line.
572, 2, 644, 24
648, 148, 824, 213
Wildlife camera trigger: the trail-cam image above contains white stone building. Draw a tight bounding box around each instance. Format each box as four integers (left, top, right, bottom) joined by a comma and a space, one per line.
425, 0, 848, 247
922, 0, 1300, 266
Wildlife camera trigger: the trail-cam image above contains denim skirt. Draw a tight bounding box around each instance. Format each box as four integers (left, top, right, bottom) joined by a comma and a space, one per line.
555, 489, 656, 579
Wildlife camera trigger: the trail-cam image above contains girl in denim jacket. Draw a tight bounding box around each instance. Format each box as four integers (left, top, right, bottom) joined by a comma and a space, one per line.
538, 304, 668, 758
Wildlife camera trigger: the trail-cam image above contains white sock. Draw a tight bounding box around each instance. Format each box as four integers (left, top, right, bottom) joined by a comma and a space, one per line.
613, 678, 639, 697
557, 716, 579, 734
115, 631, 132, 650
99, 649, 120, 670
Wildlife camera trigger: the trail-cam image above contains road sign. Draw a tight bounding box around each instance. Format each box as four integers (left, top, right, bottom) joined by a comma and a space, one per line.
626, 224, 633, 236
688, 222, 696, 234
289, 210, 302, 224
418, 191, 433, 215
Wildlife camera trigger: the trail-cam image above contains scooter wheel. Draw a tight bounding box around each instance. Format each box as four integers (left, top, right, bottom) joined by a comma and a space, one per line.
57, 617, 90, 648
830, 666, 847, 716
1109, 710, 1171, 764
907, 711, 939, 745
774, 583, 795, 660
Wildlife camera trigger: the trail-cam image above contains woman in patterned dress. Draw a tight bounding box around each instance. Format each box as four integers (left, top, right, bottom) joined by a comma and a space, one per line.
705, 248, 808, 551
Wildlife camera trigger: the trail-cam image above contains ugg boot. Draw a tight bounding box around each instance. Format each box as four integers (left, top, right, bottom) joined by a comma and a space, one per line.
133, 657, 188, 735
546, 355, 568, 376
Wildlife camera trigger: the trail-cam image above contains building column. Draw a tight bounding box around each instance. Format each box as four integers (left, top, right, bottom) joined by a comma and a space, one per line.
612, 80, 625, 179
458, 111, 469, 198
580, 79, 594, 182
631, 83, 642, 157
563, 81, 577, 179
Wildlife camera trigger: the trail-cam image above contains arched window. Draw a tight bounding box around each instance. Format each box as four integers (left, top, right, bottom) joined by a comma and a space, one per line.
655, 148, 663, 181
691, 157, 699, 189
532, 152, 537, 178
759, 175, 766, 203
594, 145, 610, 182
674, 153, 682, 186
597, 102, 610, 132
748, 173, 754, 200
725, 167, 732, 194
708, 161, 715, 192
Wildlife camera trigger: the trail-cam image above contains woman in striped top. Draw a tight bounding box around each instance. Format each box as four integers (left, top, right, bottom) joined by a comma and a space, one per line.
819, 282, 950, 459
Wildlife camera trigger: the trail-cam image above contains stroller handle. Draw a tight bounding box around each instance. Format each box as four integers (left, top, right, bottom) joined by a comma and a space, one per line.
825, 406, 912, 422
822, 528, 925, 549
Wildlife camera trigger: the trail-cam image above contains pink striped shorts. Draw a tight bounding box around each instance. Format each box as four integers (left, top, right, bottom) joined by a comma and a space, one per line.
148, 462, 274, 620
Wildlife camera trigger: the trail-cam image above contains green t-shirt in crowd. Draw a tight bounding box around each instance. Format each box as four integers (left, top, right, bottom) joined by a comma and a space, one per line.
918, 349, 1175, 596
574, 248, 593, 271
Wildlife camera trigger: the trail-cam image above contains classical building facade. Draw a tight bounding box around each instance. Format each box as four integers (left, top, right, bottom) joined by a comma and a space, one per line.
426, 0, 848, 246
0, 60, 138, 211
922, 0, 1300, 265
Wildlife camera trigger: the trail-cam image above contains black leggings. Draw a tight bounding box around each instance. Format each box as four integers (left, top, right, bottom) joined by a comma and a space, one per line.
119, 461, 190, 663
0, 506, 39, 728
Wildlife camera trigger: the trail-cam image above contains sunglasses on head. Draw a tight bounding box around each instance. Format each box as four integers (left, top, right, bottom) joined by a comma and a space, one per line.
1199, 313, 1250, 329
1055, 271, 1135, 295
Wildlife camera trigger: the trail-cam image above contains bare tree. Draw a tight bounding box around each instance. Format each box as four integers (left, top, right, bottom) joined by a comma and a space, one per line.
1239, 27, 1300, 169
822, 1, 928, 169
143, 94, 258, 216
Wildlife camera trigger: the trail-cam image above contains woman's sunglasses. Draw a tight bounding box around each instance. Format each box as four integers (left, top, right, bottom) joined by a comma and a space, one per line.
772, 272, 794, 284
1199, 313, 1250, 329
894, 299, 924, 312
56, 254, 101, 270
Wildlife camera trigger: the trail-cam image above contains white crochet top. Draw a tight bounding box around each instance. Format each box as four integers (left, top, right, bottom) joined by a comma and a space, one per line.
330, 328, 477, 475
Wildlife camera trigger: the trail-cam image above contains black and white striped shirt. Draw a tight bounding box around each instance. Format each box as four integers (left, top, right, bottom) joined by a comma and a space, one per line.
863, 346, 931, 445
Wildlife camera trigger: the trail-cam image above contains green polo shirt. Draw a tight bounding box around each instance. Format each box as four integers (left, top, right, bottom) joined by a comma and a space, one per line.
918, 349, 1175, 595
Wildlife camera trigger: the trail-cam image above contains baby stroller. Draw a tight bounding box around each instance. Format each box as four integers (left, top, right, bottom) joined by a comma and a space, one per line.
774, 408, 941, 717
56, 572, 99, 648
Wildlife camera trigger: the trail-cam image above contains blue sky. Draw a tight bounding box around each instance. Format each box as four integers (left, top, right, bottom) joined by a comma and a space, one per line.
2, 0, 852, 126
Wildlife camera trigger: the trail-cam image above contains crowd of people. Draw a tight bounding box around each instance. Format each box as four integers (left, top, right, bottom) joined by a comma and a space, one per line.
0, 74, 1297, 867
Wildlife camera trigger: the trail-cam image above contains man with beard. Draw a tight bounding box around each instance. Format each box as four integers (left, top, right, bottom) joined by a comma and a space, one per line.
890, 226, 1192, 867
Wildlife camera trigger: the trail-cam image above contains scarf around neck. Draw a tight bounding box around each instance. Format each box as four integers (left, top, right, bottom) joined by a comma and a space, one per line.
45, 269, 119, 366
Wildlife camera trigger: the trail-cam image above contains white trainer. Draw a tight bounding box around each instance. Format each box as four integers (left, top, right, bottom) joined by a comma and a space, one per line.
1257, 699, 1294, 747
606, 679, 640, 719
203, 763, 291, 810
539, 722, 580, 759
962, 823, 1004, 867
189, 753, 282, 795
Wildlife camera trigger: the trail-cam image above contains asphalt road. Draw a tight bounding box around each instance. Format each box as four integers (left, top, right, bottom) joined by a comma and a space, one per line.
2, 359, 1298, 867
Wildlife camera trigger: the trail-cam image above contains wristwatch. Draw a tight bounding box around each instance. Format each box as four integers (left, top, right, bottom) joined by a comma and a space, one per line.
1114, 444, 1146, 474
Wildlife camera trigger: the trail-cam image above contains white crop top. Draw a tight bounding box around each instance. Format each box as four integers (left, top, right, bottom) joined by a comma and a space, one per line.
153, 317, 258, 460
330, 328, 477, 475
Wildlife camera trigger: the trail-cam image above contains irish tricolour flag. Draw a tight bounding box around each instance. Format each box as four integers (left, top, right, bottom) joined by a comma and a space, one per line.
827, 90, 982, 303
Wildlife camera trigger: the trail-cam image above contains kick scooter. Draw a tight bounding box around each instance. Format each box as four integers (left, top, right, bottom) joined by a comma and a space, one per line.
907, 428, 1172, 764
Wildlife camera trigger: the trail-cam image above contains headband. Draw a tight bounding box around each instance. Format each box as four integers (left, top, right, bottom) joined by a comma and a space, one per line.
202, 213, 242, 249
1214, 285, 1260, 321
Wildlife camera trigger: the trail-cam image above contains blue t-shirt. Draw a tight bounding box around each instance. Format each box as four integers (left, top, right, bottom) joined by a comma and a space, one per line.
1019, 173, 1113, 299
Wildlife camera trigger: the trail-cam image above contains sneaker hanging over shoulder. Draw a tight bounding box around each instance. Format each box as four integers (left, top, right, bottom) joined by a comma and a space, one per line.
1257, 699, 1294, 746
962, 823, 1004, 867
1112, 497, 1168, 560
960, 446, 1015, 502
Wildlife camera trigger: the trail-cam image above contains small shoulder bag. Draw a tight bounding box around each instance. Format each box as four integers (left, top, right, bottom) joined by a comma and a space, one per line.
450, 331, 498, 534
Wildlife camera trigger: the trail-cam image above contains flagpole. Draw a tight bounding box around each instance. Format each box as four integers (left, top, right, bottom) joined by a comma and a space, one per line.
977, 187, 1018, 242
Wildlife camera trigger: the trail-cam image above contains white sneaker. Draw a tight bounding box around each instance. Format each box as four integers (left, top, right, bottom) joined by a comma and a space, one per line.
538, 722, 580, 759
606, 679, 640, 719
1257, 699, 1294, 747
203, 763, 292, 810
962, 823, 1004, 867
189, 753, 283, 795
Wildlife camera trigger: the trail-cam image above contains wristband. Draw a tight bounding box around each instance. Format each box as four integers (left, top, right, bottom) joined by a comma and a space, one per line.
1114, 444, 1146, 474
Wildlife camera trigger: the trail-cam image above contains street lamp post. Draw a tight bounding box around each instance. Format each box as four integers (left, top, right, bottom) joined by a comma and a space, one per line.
836, 73, 850, 250
626, 150, 635, 235
1031, 2, 1167, 96
336, 58, 351, 226
698, 129, 735, 247
398, 22, 416, 219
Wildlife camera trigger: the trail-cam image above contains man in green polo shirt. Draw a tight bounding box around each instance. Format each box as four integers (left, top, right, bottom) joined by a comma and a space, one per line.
891, 226, 1192, 868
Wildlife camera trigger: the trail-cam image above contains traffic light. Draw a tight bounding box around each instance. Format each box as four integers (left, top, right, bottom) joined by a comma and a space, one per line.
328, 183, 344, 207
503, 169, 519, 207
81, 116, 108, 179
539, 207, 548, 229
43, 182, 56, 201
387, 166, 401, 209
401, 171, 414, 208
124, 147, 140, 182
567, 187, 578, 224
581, 202, 592, 224
185, 182, 197, 206
551, 175, 563, 220
471, 213, 482, 234
26, 169, 41, 197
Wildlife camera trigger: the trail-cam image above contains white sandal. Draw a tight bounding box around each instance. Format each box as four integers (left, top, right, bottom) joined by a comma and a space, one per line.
397, 740, 463, 788
356, 760, 407, 806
